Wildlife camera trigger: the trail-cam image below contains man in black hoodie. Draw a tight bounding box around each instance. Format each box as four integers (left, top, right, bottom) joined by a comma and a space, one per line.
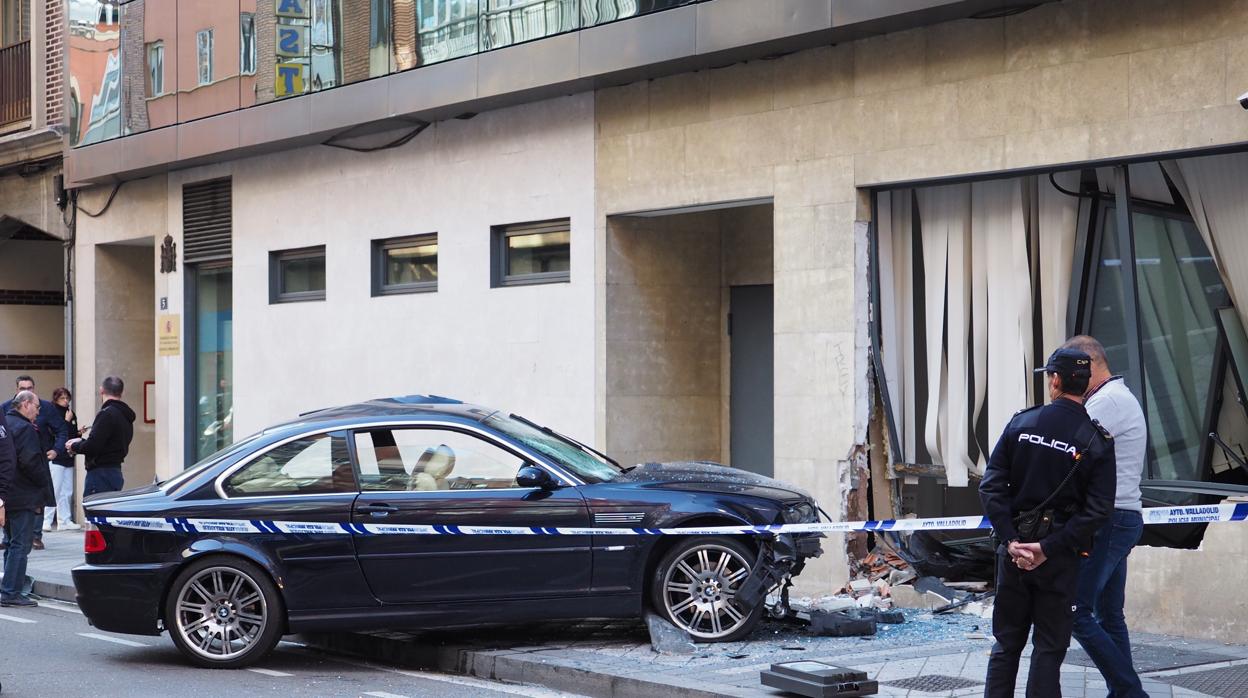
66, 376, 135, 497
3, 391, 54, 607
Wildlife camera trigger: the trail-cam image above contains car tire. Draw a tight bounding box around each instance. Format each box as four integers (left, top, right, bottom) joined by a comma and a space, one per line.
164, 556, 285, 669
650, 536, 764, 642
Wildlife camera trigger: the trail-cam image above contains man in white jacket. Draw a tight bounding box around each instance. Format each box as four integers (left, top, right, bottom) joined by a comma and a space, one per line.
1062, 335, 1148, 698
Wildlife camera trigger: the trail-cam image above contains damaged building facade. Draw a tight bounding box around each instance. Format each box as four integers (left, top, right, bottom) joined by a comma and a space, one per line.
62, 0, 1248, 641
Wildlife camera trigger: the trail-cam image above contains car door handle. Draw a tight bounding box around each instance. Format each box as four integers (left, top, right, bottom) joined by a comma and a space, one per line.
358, 502, 398, 517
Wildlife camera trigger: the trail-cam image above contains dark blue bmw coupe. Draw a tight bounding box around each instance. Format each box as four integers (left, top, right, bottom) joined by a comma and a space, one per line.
72, 395, 822, 668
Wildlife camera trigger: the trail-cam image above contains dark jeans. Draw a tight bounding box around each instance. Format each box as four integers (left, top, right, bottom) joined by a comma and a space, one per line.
2, 509, 40, 600
1073, 509, 1146, 698
84, 467, 124, 496
985, 551, 1079, 697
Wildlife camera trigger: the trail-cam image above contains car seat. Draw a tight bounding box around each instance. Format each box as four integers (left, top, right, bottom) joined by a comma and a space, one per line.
406, 444, 455, 491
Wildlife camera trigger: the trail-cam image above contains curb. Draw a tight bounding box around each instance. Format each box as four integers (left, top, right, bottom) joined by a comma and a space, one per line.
298, 631, 745, 698
32, 579, 76, 603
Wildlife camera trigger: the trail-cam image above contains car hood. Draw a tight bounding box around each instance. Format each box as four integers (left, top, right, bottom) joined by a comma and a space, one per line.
615, 460, 812, 500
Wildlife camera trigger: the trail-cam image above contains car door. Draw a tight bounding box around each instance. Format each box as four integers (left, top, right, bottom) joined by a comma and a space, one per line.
206, 429, 375, 610
349, 424, 592, 605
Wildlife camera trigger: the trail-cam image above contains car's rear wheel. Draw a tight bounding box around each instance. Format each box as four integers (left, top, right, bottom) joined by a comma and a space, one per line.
650, 537, 763, 642
165, 556, 284, 669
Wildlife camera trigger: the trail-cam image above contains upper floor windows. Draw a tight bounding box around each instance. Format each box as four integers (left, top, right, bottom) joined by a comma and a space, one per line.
492, 219, 571, 287
145, 42, 164, 98
240, 14, 256, 76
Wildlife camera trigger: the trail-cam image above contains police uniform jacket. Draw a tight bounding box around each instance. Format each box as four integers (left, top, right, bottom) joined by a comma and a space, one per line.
978, 397, 1116, 558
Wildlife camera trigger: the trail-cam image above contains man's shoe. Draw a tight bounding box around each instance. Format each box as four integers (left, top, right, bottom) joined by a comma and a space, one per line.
31, 539, 45, 550
58, 522, 82, 531
0, 596, 37, 608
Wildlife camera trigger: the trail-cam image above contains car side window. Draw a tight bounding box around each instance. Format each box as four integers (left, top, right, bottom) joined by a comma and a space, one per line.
223, 433, 355, 497
353, 428, 526, 492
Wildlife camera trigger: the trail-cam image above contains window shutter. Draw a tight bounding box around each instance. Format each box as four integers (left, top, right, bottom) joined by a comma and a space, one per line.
182, 177, 232, 264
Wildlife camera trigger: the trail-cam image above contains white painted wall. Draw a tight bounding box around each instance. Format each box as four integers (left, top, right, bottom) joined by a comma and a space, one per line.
172, 93, 598, 467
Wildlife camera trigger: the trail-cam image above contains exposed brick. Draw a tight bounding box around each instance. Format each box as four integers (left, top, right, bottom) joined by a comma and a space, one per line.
0, 355, 65, 371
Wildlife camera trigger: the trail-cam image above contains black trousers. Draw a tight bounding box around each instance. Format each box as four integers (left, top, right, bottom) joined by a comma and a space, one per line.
985, 551, 1079, 697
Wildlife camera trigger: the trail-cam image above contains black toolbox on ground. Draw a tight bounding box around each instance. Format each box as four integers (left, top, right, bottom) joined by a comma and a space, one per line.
759, 661, 878, 697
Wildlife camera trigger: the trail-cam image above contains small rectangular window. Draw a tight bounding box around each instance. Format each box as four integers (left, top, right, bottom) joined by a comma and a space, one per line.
197, 29, 214, 85
270, 246, 326, 303
239, 13, 256, 75
492, 219, 571, 287
372, 234, 438, 296
146, 41, 164, 97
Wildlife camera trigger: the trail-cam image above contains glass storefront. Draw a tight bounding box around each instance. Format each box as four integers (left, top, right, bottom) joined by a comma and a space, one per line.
70, 0, 700, 147
192, 265, 233, 462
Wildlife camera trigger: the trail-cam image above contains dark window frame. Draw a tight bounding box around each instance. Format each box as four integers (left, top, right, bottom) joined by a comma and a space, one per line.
371, 233, 438, 296
491, 218, 571, 288
269, 245, 327, 304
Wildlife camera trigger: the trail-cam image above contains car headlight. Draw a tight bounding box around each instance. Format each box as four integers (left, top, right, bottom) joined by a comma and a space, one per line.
782, 501, 818, 524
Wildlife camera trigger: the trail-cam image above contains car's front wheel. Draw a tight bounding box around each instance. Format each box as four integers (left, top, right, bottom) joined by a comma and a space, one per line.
650, 537, 763, 642
165, 556, 284, 669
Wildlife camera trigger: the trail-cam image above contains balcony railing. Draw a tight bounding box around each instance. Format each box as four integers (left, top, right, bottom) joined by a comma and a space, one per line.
0, 40, 31, 127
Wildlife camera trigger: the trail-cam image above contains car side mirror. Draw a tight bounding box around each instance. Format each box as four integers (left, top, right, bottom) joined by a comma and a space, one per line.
516, 465, 556, 489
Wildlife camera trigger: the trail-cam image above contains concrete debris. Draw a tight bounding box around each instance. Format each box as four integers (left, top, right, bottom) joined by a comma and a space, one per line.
848, 579, 873, 594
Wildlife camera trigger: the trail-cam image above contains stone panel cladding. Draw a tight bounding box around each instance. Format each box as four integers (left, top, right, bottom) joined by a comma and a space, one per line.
44, 0, 65, 127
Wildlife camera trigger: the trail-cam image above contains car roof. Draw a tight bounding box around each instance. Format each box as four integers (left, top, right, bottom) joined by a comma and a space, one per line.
265, 395, 499, 434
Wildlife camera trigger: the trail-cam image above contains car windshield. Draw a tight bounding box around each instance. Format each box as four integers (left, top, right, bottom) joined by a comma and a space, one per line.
484, 413, 622, 484
159, 431, 269, 493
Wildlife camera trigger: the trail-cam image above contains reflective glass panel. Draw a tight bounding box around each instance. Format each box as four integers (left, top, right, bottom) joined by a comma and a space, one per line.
580, 0, 694, 27
194, 265, 233, 462
507, 229, 570, 276
416, 0, 479, 66
482, 0, 578, 50
68, 1, 122, 145
385, 240, 438, 286
280, 253, 326, 294
1089, 207, 1230, 501
177, 0, 241, 121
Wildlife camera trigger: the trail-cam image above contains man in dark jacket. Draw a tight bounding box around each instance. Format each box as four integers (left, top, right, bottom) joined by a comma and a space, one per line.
978, 348, 1116, 697
0, 413, 14, 529
66, 376, 135, 497
2, 391, 55, 607
2, 376, 68, 548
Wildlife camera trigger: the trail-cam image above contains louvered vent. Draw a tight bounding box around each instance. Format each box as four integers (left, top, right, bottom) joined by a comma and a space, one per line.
182, 178, 232, 264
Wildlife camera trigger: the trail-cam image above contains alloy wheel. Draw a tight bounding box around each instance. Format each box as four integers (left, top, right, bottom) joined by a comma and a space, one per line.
661, 543, 752, 640
173, 566, 269, 661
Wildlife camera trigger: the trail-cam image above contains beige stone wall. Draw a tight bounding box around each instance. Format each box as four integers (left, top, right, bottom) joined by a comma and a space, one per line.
595, 0, 1248, 595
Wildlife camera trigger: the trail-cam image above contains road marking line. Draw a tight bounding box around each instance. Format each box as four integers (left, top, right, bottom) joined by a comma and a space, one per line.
247, 668, 294, 677
78, 632, 148, 647
0, 612, 37, 624
363, 692, 410, 698
278, 645, 575, 697
37, 600, 84, 615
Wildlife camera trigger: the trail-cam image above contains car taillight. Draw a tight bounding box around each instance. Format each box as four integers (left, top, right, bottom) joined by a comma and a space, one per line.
84, 522, 107, 553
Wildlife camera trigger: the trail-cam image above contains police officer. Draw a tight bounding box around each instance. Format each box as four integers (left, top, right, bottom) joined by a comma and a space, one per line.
979, 347, 1116, 697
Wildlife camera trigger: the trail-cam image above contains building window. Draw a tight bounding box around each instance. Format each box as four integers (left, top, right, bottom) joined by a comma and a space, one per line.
239, 13, 256, 75
270, 246, 326, 303
196, 29, 214, 85
145, 41, 164, 97
492, 219, 571, 287
372, 234, 437, 296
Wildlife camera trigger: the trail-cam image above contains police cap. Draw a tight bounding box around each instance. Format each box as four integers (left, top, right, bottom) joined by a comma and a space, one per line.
1034, 347, 1092, 380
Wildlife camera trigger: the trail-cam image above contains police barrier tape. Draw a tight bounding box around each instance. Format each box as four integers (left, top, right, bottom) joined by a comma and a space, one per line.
86, 502, 1248, 536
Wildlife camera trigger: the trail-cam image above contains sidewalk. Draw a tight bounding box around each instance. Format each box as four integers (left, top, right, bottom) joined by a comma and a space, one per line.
16, 531, 1248, 697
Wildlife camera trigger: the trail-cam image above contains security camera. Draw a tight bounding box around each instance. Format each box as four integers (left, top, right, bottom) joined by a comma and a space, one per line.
1240, 90, 1248, 110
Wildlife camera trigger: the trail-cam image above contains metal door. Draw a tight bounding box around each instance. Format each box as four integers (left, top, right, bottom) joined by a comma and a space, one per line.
730, 284, 774, 477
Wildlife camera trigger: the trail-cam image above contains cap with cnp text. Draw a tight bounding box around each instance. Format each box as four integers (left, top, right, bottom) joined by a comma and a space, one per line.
1034, 347, 1092, 379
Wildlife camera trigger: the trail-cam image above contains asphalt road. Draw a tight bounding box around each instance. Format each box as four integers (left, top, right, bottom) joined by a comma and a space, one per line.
0, 597, 577, 698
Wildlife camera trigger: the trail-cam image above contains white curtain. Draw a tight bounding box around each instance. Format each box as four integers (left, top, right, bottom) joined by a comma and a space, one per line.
877, 175, 1081, 483
1162, 154, 1248, 331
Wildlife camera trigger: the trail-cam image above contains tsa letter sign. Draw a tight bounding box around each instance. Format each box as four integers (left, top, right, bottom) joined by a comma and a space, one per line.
274, 0, 309, 97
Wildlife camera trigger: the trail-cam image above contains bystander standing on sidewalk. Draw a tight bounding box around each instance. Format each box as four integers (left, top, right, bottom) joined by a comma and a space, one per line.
66, 376, 135, 497
43, 388, 81, 532
1062, 335, 1149, 698
1, 376, 67, 550
2, 391, 55, 607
